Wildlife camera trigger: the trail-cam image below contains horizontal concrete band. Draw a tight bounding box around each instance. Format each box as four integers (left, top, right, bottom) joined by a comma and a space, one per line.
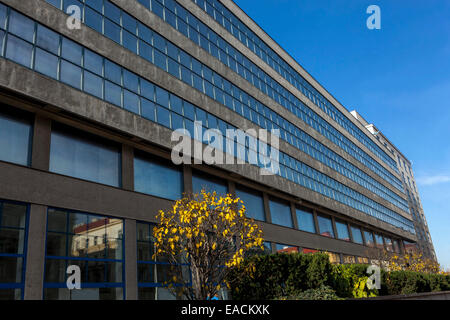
0, 160, 397, 255
0, 58, 414, 237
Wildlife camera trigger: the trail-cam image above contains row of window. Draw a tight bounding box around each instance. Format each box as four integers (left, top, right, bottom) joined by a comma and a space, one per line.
0, 198, 410, 300
42, 0, 404, 195
191, 0, 398, 172
0, 96, 414, 232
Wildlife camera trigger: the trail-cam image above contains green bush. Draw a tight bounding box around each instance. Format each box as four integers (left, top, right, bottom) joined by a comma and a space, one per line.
279, 285, 343, 300
227, 252, 333, 300
226, 252, 450, 300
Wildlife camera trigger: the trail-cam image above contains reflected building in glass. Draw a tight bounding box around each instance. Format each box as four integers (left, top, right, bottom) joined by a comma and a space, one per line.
0, 0, 434, 300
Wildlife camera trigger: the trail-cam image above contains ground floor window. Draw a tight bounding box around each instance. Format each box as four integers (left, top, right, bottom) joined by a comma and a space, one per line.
0, 200, 28, 300
43, 208, 124, 300
136, 221, 191, 300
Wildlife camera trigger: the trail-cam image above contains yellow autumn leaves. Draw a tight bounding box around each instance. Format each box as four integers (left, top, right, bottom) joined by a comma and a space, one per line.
152, 190, 264, 271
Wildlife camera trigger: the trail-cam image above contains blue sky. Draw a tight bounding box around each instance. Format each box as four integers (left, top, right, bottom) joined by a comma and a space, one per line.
234, 0, 450, 269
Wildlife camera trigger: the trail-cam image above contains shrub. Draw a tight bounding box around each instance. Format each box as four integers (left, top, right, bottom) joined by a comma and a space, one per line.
331, 264, 378, 298
279, 285, 343, 300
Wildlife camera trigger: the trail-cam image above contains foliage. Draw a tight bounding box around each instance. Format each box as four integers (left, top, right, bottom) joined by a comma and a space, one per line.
381, 270, 450, 295
153, 190, 264, 300
279, 285, 343, 300
387, 251, 444, 274
227, 252, 335, 299
331, 264, 378, 298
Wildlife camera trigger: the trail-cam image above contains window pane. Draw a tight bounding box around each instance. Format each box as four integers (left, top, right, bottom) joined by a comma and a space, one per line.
351, 226, 363, 244
36, 24, 60, 54
141, 98, 155, 121
275, 243, 298, 254
335, 221, 350, 241
105, 80, 122, 107
156, 105, 170, 128
296, 207, 315, 233
60, 60, 82, 89
5, 35, 33, 68
9, 10, 34, 42
0, 228, 25, 254
0, 108, 32, 166
317, 215, 334, 238
364, 230, 375, 247
85, 7, 102, 33
105, 60, 121, 84
35, 48, 58, 79
47, 209, 67, 232
123, 90, 139, 114
192, 172, 227, 195
49, 124, 121, 187
83, 70, 103, 99
104, 1, 120, 24
269, 198, 292, 228
374, 234, 384, 249
235, 186, 265, 221
123, 31, 137, 54
123, 70, 139, 93
0, 257, 22, 283
104, 19, 121, 43
134, 153, 183, 200
1, 203, 27, 228
84, 49, 103, 75
61, 38, 82, 65
0, 3, 7, 30
140, 79, 154, 101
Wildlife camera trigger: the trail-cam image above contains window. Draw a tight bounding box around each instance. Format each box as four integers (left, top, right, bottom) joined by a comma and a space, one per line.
44, 208, 124, 300
384, 237, 393, 252
123, 90, 140, 114
364, 230, 375, 247
275, 243, 298, 254
343, 255, 356, 264
350, 226, 363, 244
134, 152, 183, 200
374, 234, 384, 249
326, 252, 341, 264
36, 25, 60, 54
8, 10, 34, 42
317, 215, 334, 238
335, 220, 350, 241
0, 107, 33, 166
269, 198, 292, 228
83, 70, 103, 99
0, 200, 28, 300
61, 38, 82, 65
35, 48, 58, 79
49, 123, 121, 187
137, 222, 189, 300
235, 185, 265, 221
60, 60, 82, 89
296, 207, 315, 233
5, 35, 33, 68
84, 50, 103, 76
192, 171, 227, 196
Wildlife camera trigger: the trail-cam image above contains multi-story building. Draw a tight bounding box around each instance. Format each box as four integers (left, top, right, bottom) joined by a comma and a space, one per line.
350, 111, 436, 260
0, 0, 432, 300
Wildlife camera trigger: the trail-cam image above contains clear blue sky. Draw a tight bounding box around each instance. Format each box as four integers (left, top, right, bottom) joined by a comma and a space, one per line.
234, 0, 450, 270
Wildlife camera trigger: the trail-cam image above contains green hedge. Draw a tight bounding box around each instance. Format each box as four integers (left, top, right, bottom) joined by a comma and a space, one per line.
226, 252, 450, 300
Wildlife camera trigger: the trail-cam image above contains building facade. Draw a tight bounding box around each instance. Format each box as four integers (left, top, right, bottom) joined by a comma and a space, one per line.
350, 111, 436, 260
0, 0, 432, 300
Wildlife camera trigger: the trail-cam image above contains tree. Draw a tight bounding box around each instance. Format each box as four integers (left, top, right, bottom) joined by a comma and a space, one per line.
152, 190, 264, 300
